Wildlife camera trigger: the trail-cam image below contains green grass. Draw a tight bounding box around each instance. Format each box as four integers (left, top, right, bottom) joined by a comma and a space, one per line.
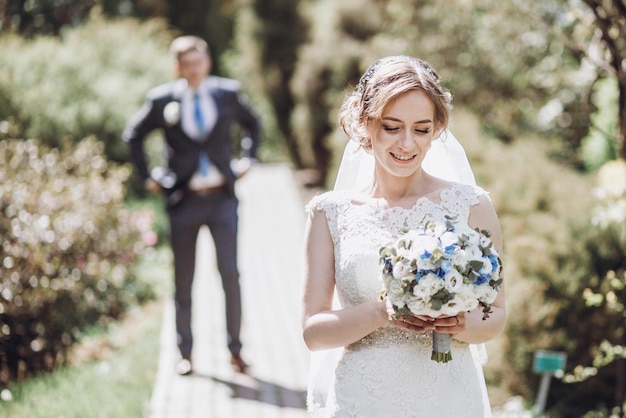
0, 302, 163, 418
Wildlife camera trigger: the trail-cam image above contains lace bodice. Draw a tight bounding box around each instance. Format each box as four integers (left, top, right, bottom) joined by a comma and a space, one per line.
307, 182, 483, 310
306, 183, 492, 418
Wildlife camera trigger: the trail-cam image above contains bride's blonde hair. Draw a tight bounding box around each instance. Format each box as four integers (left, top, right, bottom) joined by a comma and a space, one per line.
338, 56, 452, 150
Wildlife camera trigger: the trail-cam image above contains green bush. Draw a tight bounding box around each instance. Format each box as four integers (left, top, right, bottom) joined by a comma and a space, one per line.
455, 111, 626, 415
579, 78, 619, 171
0, 13, 172, 163
0, 138, 156, 385
544, 161, 626, 416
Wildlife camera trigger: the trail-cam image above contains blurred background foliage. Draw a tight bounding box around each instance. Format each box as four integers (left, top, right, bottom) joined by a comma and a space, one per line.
1, 0, 626, 416
0, 14, 172, 162
0, 137, 156, 385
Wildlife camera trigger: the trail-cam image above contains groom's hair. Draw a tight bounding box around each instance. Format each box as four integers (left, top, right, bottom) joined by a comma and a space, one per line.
169, 35, 211, 62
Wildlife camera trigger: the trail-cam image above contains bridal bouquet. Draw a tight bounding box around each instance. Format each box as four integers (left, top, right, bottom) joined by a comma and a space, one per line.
379, 216, 502, 363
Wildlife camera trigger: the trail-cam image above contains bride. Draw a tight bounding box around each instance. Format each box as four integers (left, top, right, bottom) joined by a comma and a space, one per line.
301, 55, 506, 417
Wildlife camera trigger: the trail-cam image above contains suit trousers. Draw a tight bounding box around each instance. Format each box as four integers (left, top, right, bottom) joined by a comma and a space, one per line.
167, 189, 242, 359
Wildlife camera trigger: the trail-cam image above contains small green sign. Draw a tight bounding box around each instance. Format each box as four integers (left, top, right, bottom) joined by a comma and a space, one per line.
533, 350, 566, 374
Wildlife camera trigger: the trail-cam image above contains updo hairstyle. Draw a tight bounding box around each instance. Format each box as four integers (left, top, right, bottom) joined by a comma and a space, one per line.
338, 56, 452, 150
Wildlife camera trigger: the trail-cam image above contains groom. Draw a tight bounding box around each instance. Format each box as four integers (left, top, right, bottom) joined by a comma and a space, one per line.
123, 35, 261, 375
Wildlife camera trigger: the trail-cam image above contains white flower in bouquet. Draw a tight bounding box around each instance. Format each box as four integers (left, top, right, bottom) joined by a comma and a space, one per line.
392, 260, 414, 279
465, 244, 484, 261
439, 230, 459, 248
459, 295, 481, 312
419, 273, 444, 295
387, 278, 407, 306
406, 297, 427, 314
379, 216, 502, 363
444, 270, 464, 292
478, 286, 499, 305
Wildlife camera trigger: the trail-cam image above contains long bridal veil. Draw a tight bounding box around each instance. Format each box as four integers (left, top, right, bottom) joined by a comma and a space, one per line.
306, 129, 491, 417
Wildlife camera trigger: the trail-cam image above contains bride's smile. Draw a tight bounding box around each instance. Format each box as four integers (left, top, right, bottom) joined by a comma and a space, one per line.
390, 152, 417, 161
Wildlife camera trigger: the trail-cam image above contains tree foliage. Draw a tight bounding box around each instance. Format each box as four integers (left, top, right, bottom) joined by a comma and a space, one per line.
0, 0, 95, 35
458, 112, 626, 415
245, 0, 614, 183
0, 14, 172, 162
227, 0, 309, 172
541, 160, 626, 416
3, 0, 623, 177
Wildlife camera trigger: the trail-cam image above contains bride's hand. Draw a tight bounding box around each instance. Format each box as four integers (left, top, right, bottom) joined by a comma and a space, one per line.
391, 314, 436, 333
427, 313, 466, 335
385, 300, 435, 334
385, 301, 466, 335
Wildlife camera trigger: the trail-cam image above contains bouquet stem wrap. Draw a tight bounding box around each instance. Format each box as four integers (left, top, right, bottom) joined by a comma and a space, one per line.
432, 332, 452, 363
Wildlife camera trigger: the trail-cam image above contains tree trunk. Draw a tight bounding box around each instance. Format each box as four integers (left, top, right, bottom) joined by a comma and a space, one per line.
617, 75, 626, 160
582, 0, 626, 159
249, 0, 307, 169
271, 86, 305, 169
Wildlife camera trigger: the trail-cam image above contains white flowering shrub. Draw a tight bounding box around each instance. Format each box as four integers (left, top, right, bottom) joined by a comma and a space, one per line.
0, 138, 156, 385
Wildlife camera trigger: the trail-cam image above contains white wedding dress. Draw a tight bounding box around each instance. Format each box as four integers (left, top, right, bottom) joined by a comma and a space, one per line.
306, 182, 492, 418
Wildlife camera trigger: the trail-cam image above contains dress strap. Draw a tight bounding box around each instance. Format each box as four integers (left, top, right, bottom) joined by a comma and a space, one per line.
439, 183, 484, 224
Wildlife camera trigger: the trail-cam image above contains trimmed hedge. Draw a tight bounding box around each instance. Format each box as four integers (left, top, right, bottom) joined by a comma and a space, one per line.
0, 138, 156, 385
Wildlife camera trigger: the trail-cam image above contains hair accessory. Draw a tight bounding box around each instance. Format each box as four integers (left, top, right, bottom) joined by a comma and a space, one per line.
357, 60, 383, 94
356, 56, 439, 95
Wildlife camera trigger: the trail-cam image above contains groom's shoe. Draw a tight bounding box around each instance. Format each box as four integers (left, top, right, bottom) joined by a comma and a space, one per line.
176, 358, 193, 376
230, 354, 249, 373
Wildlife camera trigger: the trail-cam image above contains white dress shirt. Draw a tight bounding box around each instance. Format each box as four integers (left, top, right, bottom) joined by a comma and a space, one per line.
182, 82, 226, 190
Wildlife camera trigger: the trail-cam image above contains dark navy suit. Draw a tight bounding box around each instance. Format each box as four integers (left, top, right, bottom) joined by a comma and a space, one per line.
124, 76, 261, 359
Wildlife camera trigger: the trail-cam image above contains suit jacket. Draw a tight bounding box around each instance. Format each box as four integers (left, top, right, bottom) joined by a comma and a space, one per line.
123, 76, 261, 205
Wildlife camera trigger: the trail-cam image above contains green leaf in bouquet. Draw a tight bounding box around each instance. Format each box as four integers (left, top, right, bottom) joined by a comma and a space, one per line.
479, 301, 494, 320
490, 276, 503, 289
469, 260, 484, 271
395, 306, 413, 317
431, 298, 444, 310
431, 247, 444, 264
444, 215, 457, 230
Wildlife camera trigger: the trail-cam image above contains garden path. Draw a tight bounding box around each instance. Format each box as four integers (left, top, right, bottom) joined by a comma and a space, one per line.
149, 163, 311, 418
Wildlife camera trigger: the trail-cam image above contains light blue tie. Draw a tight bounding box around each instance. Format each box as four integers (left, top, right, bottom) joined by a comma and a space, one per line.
198, 152, 209, 176
193, 93, 205, 133
194, 93, 210, 176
